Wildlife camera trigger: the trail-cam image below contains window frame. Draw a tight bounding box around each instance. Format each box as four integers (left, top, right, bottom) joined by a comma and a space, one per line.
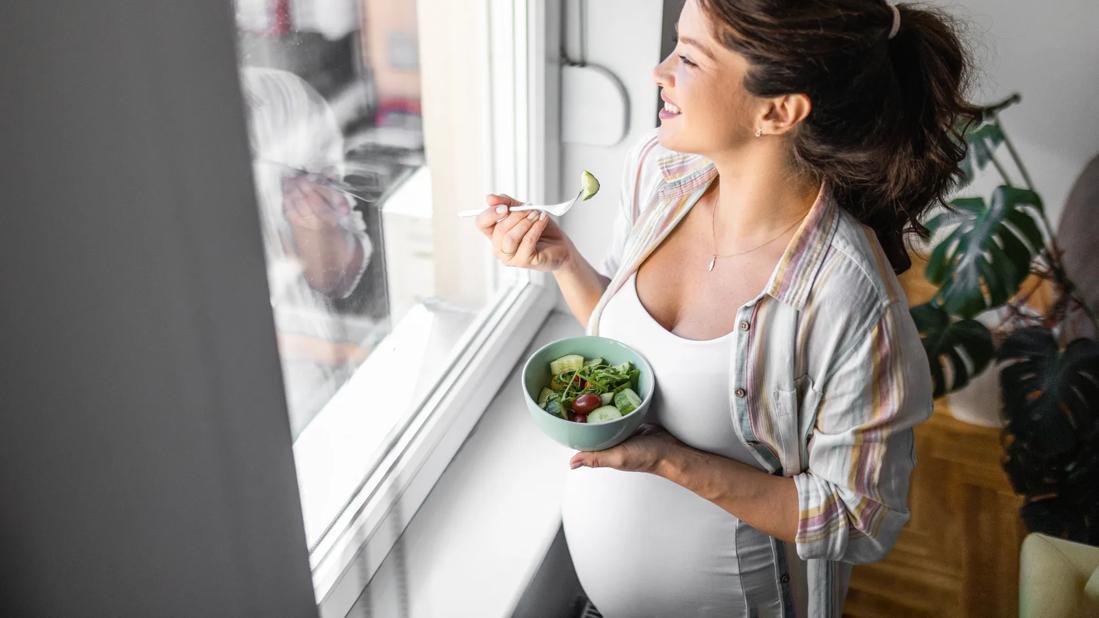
290, 0, 562, 612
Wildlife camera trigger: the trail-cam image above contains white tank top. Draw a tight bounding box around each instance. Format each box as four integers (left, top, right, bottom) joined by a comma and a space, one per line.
602, 270, 755, 464
561, 270, 809, 617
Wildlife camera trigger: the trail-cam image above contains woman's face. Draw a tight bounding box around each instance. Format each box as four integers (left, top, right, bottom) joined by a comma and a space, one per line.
652, 0, 757, 155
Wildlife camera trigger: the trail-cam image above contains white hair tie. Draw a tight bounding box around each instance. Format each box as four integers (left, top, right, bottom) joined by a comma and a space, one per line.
887, 4, 901, 40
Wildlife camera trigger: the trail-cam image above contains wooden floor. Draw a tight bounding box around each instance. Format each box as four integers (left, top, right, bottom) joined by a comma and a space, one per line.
841, 389, 1026, 617
842, 252, 1028, 616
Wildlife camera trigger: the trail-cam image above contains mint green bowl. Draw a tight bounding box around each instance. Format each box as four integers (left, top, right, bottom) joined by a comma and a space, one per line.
521, 335, 656, 452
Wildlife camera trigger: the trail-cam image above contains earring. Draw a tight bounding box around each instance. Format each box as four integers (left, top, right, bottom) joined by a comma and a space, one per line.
754, 128, 763, 138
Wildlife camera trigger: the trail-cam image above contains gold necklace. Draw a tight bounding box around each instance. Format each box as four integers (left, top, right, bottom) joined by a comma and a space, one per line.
707, 201, 808, 272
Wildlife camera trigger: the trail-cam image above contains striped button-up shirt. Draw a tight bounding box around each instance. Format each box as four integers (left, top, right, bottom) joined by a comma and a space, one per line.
586, 129, 934, 616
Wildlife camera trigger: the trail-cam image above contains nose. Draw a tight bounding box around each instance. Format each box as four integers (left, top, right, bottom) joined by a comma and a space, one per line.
652, 53, 674, 89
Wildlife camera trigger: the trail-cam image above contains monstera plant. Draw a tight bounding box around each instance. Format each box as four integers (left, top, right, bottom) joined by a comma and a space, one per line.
912, 93, 1099, 544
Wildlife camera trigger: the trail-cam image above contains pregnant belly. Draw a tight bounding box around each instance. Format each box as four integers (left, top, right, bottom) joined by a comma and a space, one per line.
561, 467, 745, 617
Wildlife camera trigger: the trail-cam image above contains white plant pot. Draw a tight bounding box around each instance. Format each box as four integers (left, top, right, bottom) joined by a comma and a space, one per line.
946, 363, 1006, 428
944, 305, 1017, 428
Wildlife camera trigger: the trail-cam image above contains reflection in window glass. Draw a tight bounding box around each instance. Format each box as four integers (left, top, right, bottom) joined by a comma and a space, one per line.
231, 0, 485, 442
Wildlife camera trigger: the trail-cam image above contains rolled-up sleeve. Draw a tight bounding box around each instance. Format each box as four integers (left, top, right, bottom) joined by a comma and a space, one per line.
792, 299, 934, 564
333, 229, 372, 299
330, 193, 373, 299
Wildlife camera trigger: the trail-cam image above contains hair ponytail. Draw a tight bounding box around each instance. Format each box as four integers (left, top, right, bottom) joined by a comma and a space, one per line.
698, 0, 983, 274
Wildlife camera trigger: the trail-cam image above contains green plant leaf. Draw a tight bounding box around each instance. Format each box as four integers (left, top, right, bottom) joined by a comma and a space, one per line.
956, 120, 1005, 188
997, 327, 1099, 542
1016, 495, 1099, 544
924, 186, 1045, 318
910, 302, 994, 398
998, 328, 1099, 456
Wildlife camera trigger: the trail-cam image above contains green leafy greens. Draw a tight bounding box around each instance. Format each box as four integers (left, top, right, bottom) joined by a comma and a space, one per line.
545, 358, 639, 411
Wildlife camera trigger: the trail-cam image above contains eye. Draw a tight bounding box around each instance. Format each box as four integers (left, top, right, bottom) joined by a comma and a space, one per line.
678, 54, 697, 68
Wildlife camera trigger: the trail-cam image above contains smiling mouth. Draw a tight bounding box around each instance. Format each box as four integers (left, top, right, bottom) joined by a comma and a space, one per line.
659, 99, 682, 119
659, 93, 682, 116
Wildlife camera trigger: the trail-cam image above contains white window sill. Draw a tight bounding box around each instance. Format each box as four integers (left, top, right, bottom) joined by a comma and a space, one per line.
341, 309, 584, 618
294, 297, 479, 549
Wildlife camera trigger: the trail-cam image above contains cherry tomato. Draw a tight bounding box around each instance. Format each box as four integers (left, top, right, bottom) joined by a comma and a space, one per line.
574, 413, 587, 423
572, 393, 601, 414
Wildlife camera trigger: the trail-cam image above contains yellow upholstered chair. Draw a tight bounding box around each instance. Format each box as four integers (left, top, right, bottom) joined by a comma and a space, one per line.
1019, 532, 1099, 617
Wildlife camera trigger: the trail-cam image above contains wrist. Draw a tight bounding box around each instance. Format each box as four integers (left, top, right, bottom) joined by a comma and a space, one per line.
562, 238, 580, 269
655, 442, 691, 481
295, 228, 355, 295
552, 239, 579, 275
657, 443, 719, 499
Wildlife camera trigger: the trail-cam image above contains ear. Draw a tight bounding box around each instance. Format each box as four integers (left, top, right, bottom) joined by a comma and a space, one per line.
759, 92, 812, 136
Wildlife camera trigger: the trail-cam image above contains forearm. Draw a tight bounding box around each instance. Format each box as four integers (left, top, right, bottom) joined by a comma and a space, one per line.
330, 234, 366, 297
553, 241, 610, 329
658, 443, 799, 543
294, 228, 358, 296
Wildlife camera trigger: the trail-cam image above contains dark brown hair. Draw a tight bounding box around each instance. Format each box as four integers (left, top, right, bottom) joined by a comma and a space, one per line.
696, 0, 983, 274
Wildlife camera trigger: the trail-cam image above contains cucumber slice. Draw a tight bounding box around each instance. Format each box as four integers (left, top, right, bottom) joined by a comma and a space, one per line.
580, 170, 600, 200
537, 387, 555, 407
600, 392, 613, 405
582, 356, 603, 368
587, 405, 622, 424
549, 354, 585, 376
613, 388, 642, 415
545, 398, 566, 419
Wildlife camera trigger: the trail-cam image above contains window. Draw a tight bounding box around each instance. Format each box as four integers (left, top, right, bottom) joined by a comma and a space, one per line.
230, 0, 556, 609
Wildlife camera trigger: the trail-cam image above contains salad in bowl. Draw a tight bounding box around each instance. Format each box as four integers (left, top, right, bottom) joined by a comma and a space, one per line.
522, 335, 655, 451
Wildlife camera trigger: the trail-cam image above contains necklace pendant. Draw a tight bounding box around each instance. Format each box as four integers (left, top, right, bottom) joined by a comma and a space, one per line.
706, 255, 716, 272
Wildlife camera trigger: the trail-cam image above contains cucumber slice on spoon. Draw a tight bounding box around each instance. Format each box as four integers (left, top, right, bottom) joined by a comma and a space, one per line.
579, 170, 600, 201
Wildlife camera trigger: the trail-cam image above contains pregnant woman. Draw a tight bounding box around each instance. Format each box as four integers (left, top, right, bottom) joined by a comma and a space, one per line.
476, 0, 976, 614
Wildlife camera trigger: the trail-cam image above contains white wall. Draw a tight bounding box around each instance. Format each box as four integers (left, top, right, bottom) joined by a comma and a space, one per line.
554, 0, 1099, 318
937, 0, 1099, 225
555, 0, 668, 316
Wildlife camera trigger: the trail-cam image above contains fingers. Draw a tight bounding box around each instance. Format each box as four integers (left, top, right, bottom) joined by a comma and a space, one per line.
570, 449, 617, 469
323, 185, 353, 215
496, 210, 543, 259
282, 179, 310, 223
283, 176, 327, 224
634, 423, 666, 437
295, 180, 344, 224
475, 203, 511, 238
570, 452, 598, 469
512, 211, 549, 264
475, 193, 525, 237
475, 194, 549, 266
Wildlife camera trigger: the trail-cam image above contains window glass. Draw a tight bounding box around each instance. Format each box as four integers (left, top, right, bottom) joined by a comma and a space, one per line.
230, 0, 493, 449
